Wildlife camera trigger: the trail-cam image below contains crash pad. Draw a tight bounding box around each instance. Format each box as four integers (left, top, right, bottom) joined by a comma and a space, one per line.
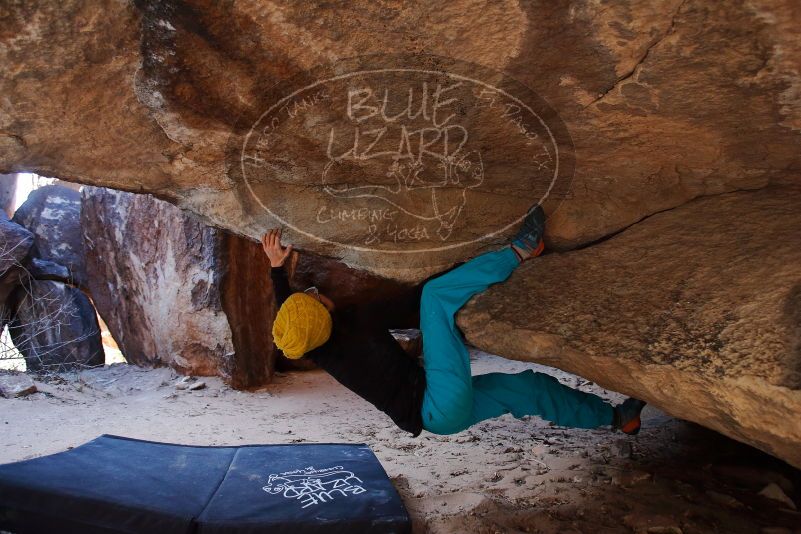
0, 435, 410, 534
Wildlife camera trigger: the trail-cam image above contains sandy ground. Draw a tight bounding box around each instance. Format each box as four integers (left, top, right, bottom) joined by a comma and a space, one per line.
1, 350, 800, 534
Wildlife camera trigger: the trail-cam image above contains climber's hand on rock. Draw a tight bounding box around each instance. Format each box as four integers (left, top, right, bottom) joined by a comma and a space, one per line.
262, 228, 293, 268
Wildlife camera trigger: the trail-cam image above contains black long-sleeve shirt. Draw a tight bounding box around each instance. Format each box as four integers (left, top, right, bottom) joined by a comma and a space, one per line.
270, 266, 427, 436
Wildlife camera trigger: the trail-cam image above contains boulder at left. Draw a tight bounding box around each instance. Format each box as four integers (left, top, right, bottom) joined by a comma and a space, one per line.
81, 186, 275, 389
0, 174, 17, 218
0, 213, 34, 325
0, 188, 102, 372
12, 184, 87, 289
7, 279, 104, 371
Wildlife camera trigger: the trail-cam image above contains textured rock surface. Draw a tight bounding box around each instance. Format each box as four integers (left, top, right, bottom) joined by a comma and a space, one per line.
0, 174, 17, 218
219, 226, 278, 388
12, 185, 87, 288
1, 1, 800, 281
0, 213, 33, 323
81, 186, 275, 388
26, 257, 71, 284
0, 372, 36, 398
457, 186, 801, 468
0, 213, 33, 276
7, 279, 104, 371
288, 251, 416, 310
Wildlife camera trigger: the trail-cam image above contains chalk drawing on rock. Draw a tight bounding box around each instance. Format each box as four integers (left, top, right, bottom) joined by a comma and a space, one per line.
233, 54, 575, 256
322, 149, 484, 241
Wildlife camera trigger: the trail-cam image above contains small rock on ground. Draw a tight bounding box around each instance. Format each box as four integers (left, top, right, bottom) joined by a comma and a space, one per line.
0, 373, 37, 398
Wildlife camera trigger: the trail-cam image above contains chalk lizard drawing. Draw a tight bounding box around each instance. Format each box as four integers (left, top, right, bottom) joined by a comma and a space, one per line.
322, 148, 484, 241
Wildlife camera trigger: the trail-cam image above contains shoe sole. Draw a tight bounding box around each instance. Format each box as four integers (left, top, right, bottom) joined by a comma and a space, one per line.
621, 416, 641, 435
531, 238, 545, 258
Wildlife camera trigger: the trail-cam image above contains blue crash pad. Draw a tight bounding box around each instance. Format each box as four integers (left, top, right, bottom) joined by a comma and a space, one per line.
0, 435, 410, 534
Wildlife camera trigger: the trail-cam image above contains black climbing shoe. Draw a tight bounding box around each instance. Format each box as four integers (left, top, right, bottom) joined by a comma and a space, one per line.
511, 204, 546, 260
613, 398, 647, 435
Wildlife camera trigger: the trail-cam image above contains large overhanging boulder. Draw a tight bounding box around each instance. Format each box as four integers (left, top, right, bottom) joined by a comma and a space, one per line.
1, 1, 800, 281
457, 186, 801, 468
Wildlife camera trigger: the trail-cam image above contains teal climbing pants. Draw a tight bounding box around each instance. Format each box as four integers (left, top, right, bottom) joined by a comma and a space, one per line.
420, 246, 614, 435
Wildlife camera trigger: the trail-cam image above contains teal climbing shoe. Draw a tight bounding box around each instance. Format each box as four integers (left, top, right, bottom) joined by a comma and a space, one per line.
511, 204, 546, 260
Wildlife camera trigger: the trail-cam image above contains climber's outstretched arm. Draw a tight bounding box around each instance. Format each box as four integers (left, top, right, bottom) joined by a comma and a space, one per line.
262, 229, 293, 307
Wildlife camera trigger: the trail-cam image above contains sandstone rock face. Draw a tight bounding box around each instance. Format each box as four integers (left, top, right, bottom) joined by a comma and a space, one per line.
458, 187, 801, 468
0, 213, 33, 277
12, 185, 87, 288
1, 1, 799, 281
0, 214, 33, 323
26, 257, 70, 283
8, 279, 104, 371
0, 174, 17, 218
0, 190, 102, 372
81, 186, 274, 388
288, 251, 416, 310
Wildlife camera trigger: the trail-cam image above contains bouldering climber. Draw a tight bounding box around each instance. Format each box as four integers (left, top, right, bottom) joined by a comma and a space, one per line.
262, 207, 646, 437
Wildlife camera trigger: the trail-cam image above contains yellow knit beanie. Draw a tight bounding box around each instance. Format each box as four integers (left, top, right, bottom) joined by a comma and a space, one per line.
272, 292, 332, 359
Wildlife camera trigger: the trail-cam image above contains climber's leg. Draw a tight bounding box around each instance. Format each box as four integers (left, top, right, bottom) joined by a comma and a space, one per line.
467, 370, 615, 429
420, 247, 520, 435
